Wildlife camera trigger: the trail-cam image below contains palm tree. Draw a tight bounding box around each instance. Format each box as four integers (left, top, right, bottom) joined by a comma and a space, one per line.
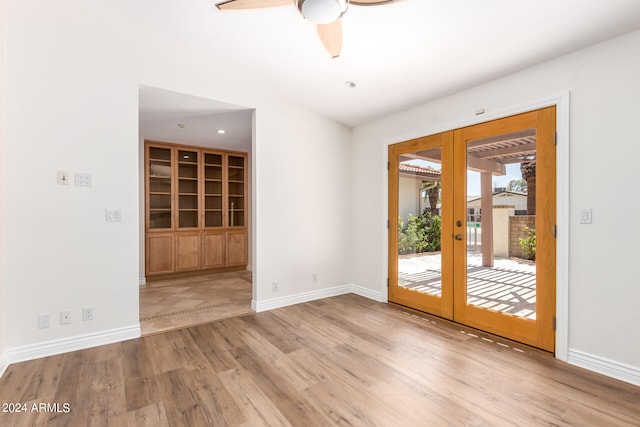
520, 162, 536, 214
421, 180, 441, 215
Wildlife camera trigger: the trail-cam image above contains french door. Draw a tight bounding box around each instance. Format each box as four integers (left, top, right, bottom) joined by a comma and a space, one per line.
389, 107, 556, 352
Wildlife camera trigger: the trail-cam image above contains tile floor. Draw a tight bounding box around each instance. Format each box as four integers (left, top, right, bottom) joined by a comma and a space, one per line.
139, 270, 253, 335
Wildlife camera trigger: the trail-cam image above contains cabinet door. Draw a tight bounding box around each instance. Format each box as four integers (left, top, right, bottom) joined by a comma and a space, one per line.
203, 152, 224, 228
226, 230, 247, 266
227, 155, 246, 228
177, 149, 199, 229
147, 146, 173, 230
176, 232, 201, 271
202, 231, 225, 268
147, 233, 174, 275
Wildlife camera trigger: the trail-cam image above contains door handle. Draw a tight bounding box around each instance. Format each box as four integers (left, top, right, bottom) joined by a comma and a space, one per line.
454, 234, 463, 240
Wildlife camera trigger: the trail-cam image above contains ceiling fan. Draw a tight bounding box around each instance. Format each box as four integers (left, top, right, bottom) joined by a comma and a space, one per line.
215, 0, 398, 58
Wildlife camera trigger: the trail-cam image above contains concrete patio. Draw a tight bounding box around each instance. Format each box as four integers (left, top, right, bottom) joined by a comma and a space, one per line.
398, 252, 536, 319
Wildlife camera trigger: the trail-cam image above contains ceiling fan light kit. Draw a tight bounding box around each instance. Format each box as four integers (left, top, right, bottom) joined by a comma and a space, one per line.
297, 0, 348, 25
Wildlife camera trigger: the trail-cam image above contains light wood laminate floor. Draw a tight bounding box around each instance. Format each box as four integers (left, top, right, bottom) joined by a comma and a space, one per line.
1, 294, 639, 426
139, 270, 253, 335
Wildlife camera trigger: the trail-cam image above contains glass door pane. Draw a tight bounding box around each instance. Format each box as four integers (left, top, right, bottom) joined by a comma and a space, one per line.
178, 150, 199, 228
148, 146, 172, 229
465, 129, 537, 319
397, 151, 443, 298
227, 155, 245, 227
204, 152, 223, 227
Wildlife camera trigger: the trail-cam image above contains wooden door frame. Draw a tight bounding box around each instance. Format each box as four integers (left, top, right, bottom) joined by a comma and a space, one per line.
385, 93, 570, 359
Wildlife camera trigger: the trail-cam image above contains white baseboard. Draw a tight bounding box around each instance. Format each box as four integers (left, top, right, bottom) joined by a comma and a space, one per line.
6, 325, 141, 365
0, 351, 8, 378
568, 348, 640, 387
350, 284, 386, 302
253, 284, 384, 313
139, 277, 147, 286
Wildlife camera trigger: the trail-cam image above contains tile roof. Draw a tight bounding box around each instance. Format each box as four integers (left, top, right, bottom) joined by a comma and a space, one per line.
399, 163, 441, 180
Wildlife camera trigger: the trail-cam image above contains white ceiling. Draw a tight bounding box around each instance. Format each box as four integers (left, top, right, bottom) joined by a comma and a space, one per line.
139, 0, 640, 145
139, 86, 253, 151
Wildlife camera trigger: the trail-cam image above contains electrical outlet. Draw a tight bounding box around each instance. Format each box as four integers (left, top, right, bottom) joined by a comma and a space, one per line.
312, 273, 318, 283
74, 172, 92, 187
60, 310, 72, 325
38, 313, 50, 329
272, 281, 279, 292
83, 306, 94, 321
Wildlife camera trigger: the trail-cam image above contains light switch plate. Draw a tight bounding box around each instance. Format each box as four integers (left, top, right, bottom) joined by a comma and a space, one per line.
579, 208, 592, 224
105, 208, 122, 222
37, 313, 50, 329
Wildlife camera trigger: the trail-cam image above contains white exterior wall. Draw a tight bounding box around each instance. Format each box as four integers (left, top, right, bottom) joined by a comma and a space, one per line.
493, 207, 514, 258
351, 30, 640, 383
2, 0, 351, 359
495, 193, 527, 211
398, 176, 421, 224
467, 193, 527, 211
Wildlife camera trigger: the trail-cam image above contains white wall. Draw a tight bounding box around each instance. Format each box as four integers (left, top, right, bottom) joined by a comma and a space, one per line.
351, 30, 640, 379
2, 0, 351, 359
0, 0, 8, 375
254, 102, 352, 304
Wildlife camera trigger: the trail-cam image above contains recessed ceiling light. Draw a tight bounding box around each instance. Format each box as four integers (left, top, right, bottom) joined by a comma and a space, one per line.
345, 81, 356, 88
177, 123, 186, 128
217, 129, 226, 134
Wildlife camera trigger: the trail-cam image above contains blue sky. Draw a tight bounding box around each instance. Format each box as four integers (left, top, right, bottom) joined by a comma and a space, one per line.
468, 163, 523, 196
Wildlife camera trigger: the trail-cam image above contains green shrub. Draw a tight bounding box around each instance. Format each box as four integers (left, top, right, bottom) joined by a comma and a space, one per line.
398, 217, 413, 254
519, 226, 536, 260
398, 212, 441, 255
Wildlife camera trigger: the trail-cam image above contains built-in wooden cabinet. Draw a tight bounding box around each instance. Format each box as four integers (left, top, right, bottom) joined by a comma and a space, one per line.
145, 141, 248, 277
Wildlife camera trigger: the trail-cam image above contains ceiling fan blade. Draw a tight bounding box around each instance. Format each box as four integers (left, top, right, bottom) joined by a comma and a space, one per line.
350, 0, 397, 5
317, 19, 342, 58
216, 0, 291, 10
349, 0, 396, 6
